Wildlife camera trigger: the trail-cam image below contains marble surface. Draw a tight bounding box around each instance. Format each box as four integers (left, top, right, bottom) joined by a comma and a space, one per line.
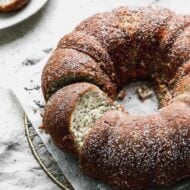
0, 0, 190, 189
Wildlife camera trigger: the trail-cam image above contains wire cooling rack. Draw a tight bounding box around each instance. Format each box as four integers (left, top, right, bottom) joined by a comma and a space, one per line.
24, 115, 74, 190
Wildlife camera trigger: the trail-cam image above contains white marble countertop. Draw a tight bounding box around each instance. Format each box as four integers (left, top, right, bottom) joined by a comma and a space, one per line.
0, 0, 190, 189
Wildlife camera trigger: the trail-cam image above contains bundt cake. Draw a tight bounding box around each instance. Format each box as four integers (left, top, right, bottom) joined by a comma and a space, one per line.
41, 6, 190, 189
0, 0, 30, 13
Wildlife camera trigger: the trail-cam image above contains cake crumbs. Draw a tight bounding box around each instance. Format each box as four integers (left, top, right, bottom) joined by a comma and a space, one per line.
136, 85, 153, 100
117, 90, 126, 100
33, 100, 44, 109
22, 58, 40, 66
24, 85, 40, 91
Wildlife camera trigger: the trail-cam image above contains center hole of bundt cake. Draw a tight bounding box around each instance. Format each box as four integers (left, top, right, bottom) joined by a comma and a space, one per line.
70, 82, 159, 149
116, 81, 158, 115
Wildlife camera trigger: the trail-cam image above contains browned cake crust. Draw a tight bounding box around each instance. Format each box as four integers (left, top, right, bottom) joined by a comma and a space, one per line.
41, 6, 190, 190
43, 82, 108, 155
81, 101, 190, 189
57, 31, 117, 83
0, 0, 30, 13
75, 7, 174, 86
41, 48, 117, 101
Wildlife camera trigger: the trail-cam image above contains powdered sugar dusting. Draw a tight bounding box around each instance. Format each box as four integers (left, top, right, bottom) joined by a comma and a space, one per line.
81, 104, 190, 189
42, 6, 190, 190
41, 48, 116, 100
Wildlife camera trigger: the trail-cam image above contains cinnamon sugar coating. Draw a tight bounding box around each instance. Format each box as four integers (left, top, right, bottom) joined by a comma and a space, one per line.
81, 104, 190, 189
41, 48, 117, 101
57, 31, 116, 83
42, 6, 190, 189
